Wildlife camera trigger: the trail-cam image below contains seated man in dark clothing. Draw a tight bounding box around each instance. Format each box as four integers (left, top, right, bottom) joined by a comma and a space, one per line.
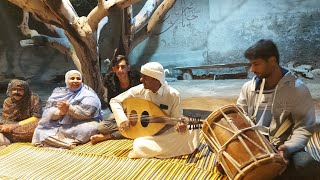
90, 55, 140, 144
104, 55, 141, 110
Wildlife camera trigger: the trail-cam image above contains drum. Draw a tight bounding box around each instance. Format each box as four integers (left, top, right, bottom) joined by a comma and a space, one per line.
202, 104, 286, 180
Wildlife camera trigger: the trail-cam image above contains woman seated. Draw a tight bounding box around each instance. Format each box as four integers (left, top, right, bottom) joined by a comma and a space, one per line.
32, 70, 102, 149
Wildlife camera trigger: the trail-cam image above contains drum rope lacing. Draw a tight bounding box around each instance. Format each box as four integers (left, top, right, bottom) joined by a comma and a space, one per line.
202, 105, 276, 175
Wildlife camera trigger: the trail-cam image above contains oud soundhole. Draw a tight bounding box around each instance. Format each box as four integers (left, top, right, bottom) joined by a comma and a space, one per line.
141, 111, 150, 127
129, 110, 138, 126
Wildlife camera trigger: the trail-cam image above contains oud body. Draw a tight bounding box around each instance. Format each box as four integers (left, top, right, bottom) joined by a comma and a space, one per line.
120, 98, 201, 139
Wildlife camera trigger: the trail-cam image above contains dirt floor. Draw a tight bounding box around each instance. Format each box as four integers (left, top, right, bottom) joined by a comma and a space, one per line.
174, 79, 243, 111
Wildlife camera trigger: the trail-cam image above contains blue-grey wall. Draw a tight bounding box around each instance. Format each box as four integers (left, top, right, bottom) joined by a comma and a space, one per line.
129, 0, 320, 70
129, 0, 209, 68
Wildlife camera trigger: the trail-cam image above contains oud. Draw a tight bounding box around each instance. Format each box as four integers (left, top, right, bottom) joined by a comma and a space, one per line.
119, 98, 202, 139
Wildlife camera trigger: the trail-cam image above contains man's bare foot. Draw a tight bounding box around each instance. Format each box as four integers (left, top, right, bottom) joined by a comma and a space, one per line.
90, 134, 112, 145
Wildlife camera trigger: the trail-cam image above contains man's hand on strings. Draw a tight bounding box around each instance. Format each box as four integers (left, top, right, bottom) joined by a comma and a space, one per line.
175, 120, 187, 134
119, 120, 131, 131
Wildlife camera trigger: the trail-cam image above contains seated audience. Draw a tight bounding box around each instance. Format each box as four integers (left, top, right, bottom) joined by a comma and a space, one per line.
0, 79, 42, 145
32, 70, 102, 149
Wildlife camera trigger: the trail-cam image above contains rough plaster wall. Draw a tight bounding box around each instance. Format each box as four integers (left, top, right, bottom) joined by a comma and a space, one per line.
207, 0, 320, 67
129, 0, 320, 71
129, 0, 209, 68
0, 43, 76, 82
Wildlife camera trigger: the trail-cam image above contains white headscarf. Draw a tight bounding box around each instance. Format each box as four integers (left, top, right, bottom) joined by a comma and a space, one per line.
65, 70, 83, 91
141, 62, 166, 85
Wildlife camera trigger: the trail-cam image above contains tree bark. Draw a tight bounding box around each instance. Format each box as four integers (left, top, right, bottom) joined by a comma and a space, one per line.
6, 0, 176, 107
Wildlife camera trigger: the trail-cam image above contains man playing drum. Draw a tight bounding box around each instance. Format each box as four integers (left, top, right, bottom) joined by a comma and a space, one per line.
237, 39, 320, 179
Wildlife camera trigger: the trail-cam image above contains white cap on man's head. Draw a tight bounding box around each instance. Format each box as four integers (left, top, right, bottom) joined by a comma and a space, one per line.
141, 62, 165, 84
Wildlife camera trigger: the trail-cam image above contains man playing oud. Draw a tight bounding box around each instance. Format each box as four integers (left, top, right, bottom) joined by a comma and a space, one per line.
110, 62, 199, 158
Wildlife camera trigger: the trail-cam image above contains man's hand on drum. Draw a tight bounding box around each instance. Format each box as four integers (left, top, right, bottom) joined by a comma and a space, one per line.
175, 120, 187, 134
119, 120, 131, 132
278, 144, 289, 164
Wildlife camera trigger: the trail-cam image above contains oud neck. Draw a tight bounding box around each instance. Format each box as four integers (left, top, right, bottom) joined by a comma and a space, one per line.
138, 116, 202, 126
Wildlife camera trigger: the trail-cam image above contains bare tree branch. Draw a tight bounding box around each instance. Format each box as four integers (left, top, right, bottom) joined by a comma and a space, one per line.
87, 0, 141, 37
8, 0, 62, 26
131, 0, 162, 33
87, 1, 113, 32
147, 0, 176, 33
130, 26, 150, 52
115, 0, 141, 9
18, 10, 80, 71
43, 0, 78, 23
19, 10, 39, 37
69, 46, 82, 72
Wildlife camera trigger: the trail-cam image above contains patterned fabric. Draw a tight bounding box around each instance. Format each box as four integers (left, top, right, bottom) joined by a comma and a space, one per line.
1, 79, 42, 123
3, 120, 39, 143
0, 134, 226, 179
305, 132, 320, 161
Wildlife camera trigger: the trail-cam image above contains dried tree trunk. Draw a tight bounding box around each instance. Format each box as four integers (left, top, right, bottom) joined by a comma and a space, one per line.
6, 0, 176, 106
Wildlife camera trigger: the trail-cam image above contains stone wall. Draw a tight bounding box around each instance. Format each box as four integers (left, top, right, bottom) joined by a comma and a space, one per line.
129, 0, 320, 73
